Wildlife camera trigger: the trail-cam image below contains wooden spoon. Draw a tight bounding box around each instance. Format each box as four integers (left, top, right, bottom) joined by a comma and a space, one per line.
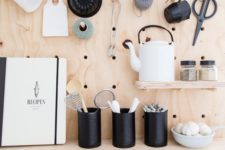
67, 77, 88, 113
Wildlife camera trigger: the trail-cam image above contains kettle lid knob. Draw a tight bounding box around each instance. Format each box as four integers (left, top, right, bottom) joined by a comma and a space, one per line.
145, 37, 151, 42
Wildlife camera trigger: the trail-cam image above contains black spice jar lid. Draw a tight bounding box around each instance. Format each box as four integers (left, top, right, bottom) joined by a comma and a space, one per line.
200, 60, 215, 66
68, 0, 102, 18
181, 60, 196, 66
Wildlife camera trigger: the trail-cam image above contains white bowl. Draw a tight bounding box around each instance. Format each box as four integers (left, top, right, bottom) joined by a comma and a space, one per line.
14, 0, 43, 13
171, 128, 215, 148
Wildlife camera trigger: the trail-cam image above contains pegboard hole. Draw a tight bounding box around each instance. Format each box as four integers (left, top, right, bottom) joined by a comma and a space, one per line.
174, 56, 177, 60
84, 55, 88, 59
173, 114, 177, 118
201, 56, 205, 60
26, 56, 30, 58
0, 42, 3, 46
112, 56, 116, 60
172, 27, 176, 31
84, 84, 88, 89
112, 27, 116, 31
201, 114, 206, 118
201, 27, 205, 31
79, 24, 87, 31
112, 85, 117, 89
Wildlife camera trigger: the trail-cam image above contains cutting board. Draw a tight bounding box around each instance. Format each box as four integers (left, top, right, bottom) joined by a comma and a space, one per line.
42, 0, 68, 37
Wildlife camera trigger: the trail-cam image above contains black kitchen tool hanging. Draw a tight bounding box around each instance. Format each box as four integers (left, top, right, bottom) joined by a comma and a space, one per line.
164, 0, 191, 23
68, 0, 102, 18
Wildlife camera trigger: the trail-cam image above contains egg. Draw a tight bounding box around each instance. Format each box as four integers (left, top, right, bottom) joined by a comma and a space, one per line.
198, 123, 212, 136
181, 121, 199, 136
174, 123, 183, 134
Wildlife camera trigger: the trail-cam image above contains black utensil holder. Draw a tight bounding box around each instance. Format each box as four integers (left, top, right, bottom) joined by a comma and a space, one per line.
144, 110, 168, 147
78, 108, 101, 148
112, 108, 135, 148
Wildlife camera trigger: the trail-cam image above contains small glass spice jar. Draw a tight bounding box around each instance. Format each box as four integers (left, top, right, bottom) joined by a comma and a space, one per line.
199, 60, 218, 81
180, 61, 197, 81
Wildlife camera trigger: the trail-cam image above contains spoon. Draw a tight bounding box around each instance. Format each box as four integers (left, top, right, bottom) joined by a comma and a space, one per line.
66, 77, 88, 113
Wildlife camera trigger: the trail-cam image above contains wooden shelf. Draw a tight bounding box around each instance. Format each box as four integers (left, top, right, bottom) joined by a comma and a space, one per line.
135, 81, 225, 90
2, 139, 225, 150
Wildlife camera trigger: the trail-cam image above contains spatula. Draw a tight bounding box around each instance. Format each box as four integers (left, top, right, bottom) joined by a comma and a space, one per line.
112, 100, 120, 113
129, 97, 140, 113
42, 0, 68, 37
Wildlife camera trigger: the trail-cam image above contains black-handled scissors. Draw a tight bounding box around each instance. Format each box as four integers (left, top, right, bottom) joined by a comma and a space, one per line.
192, 0, 217, 46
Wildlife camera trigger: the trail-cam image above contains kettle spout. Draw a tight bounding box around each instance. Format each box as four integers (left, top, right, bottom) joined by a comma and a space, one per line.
123, 40, 141, 72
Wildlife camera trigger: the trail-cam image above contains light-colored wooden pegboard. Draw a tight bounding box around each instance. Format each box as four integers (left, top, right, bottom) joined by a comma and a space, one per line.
1, 0, 225, 141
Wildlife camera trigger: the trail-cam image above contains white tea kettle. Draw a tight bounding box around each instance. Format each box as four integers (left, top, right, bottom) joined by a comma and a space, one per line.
123, 25, 175, 82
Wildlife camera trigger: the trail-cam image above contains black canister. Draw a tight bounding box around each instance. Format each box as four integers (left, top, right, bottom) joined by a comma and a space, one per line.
144, 110, 168, 147
112, 108, 135, 148
78, 108, 101, 148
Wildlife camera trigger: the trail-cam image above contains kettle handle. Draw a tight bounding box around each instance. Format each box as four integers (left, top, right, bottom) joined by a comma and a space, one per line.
138, 25, 174, 44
